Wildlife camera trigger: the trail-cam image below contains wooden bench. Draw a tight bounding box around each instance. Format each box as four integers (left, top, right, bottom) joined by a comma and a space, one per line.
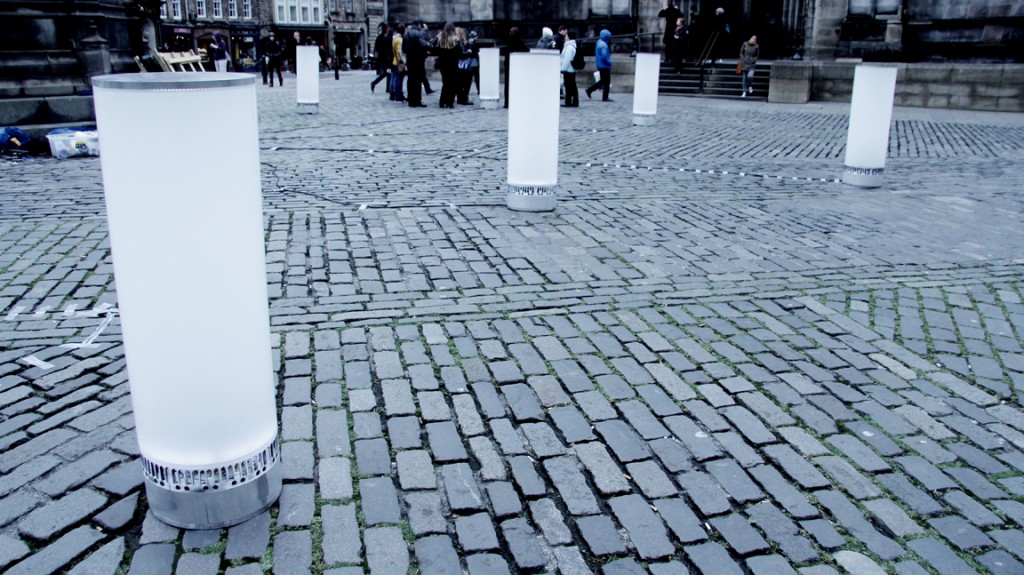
156, 51, 207, 72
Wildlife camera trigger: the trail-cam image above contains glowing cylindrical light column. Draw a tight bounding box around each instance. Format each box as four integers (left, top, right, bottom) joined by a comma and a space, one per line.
842, 65, 898, 187
297, 45, 320, 114
479, 47, 500, 109
633, 53, 660, 125
92, 73, 281, 529
507, 52, 560, 212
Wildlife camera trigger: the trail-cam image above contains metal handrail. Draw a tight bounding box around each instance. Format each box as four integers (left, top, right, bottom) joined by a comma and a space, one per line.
695, 31, 719, 94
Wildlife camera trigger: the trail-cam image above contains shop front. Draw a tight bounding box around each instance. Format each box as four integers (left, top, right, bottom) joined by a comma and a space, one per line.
230, 24, 260, 71
332, 25, 365, 69
160, 25, 197, 52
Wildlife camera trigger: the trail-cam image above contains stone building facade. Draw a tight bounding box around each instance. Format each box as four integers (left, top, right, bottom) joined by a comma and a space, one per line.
809, 0, 1022, 61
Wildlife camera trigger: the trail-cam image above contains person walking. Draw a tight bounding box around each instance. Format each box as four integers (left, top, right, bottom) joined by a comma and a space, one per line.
537, 27, 556, 49
503, 27, 529, 108
658, 1, 683, 62
434, 22, 461, 108
585, 29, 612, 101
212, 33, 229, 72
289, 31, 301, 73
467, 31, 480, 95
671, 18, 688, 72
739, 35, 759, 97
265, 33, 283, 86
260, 33, 272, 84
404, 20, 429, 107
456, 28, 474, 105
560, 30, 579, 107
389, 24, 406, 101
371, 23, 392, 93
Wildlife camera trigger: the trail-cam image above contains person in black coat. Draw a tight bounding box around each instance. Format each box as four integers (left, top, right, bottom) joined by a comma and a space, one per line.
433, 22, 462, 108
403, 20, 430, 107
371, 23, 392, 93
502, 27, 529, 109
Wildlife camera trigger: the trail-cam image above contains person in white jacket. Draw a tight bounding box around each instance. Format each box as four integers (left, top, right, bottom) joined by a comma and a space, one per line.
560, 31, 579, 107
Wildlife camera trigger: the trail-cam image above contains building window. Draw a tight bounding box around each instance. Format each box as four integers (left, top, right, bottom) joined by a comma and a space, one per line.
344, 0, 352, 12
327, 0, 335, 12
171, 0, 182, 19
849, 0, 899, 16
243, 0, 251, 18
196, 0, 206, 18
273, 0, 321, 23
228, 0, 237, 18
213, 0, 222, 18
160, 1, 168, 18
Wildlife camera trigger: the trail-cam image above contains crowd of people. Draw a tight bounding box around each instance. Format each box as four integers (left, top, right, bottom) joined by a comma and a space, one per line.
253, 7, 759, 104
369, 21, 614, 109
259, 31, 331, 87
371, 20, 479, 108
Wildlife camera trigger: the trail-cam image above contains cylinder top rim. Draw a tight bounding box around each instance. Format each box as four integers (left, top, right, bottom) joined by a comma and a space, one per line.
92, 72, 255, 90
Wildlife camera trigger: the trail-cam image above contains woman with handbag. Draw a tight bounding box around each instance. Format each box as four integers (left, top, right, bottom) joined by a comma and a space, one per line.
739, 35, 759, 97
456, 28, 474, 105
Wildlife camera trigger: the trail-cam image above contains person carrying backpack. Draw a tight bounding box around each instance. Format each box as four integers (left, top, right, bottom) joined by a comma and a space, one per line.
561, 31, 580, 107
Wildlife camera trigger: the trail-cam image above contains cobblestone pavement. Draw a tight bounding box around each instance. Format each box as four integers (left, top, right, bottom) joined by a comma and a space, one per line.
2, 70, 1024, 575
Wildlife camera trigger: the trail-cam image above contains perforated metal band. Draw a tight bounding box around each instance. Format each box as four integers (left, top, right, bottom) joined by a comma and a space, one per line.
507, 183, 557, 212
142, 434, 280, 493
633, 114, 656, 126
842, 165, 885, 188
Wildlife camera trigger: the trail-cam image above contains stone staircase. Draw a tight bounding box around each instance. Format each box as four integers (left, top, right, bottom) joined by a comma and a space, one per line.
658, 60, 772, 100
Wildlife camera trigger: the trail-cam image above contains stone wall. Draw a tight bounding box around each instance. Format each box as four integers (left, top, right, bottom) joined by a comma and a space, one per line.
807, 0, 849, 60
768, 60, 1024, 112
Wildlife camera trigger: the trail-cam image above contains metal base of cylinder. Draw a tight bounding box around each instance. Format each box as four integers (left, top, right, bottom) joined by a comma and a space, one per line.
480, 98, 500, 109
297, 102, 319, 114
633, 114, 656, 126
507, 183, 556, 212
842, 166, 884, 188
146, 462, 282, 529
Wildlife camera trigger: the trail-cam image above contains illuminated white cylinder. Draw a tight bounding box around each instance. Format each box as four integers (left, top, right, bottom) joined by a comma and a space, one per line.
633, 53, 660, 125
843, 65, 898, 187
507, 52, 560, 212
92, 73, 281, 529
479, 47, 500, 109
296, 45, 320, 113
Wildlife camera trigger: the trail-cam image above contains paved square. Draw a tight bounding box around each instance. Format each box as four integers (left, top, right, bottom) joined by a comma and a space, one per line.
2, 70, 1024, 575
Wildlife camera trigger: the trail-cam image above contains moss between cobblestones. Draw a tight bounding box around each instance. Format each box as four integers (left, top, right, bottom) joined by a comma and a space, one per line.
309, 515, 326, 572
259, 546, 274, 573
199, 538, 226, 555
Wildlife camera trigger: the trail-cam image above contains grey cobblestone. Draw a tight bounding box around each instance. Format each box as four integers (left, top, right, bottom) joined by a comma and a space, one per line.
5, 80, 1024, 575
18, 488, 107, 540
500, 518, 548, 570
456, 513, 501, 551
543, 455, 601, 516
365, 527, 408, 575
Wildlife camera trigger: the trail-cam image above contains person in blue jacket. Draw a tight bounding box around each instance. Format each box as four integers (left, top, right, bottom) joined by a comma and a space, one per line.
585, 29, 613, 101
